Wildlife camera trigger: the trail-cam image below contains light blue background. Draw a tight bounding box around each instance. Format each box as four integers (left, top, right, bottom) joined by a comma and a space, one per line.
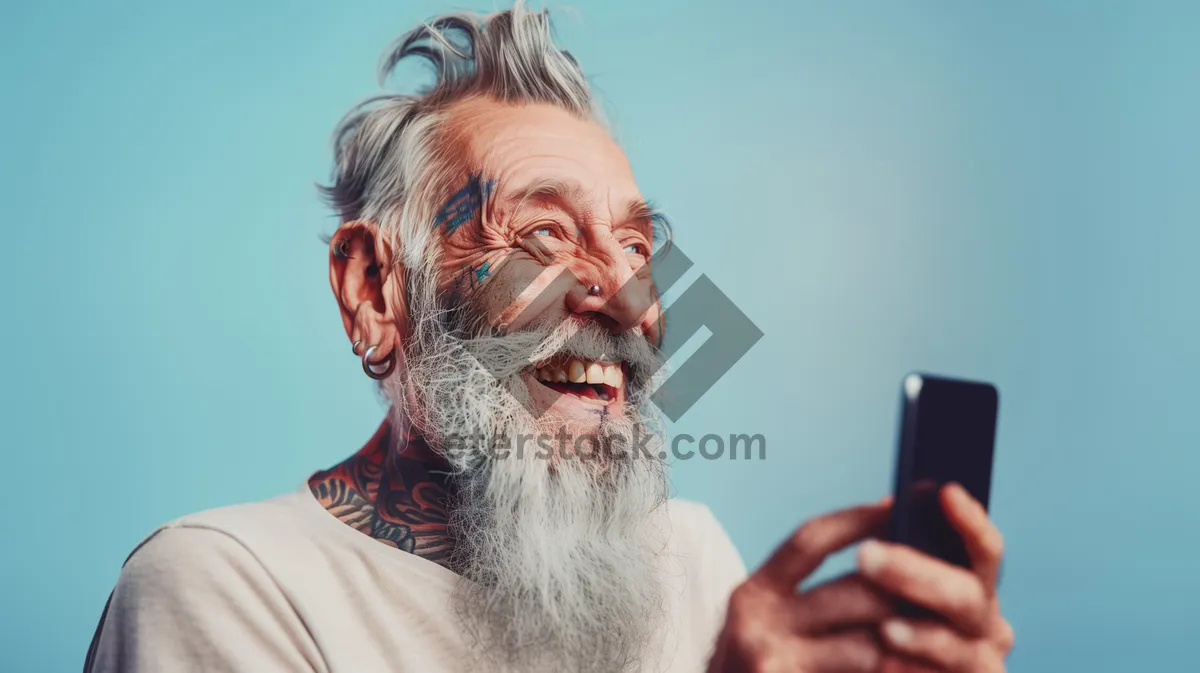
2, 1, 1197, 671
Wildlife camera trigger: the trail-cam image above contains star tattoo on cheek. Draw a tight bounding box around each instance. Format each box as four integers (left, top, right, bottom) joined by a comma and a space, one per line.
472, 260, 491, 285
455, 259, 493, 294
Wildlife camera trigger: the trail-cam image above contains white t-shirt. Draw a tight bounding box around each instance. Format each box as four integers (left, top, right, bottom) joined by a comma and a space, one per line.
85, 485, 747, 673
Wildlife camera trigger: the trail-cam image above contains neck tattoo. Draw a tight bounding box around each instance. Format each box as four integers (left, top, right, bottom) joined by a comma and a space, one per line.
308, 420, 456, 566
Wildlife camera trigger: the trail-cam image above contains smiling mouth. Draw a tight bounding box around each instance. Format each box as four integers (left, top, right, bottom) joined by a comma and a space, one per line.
533, 357, 625, 403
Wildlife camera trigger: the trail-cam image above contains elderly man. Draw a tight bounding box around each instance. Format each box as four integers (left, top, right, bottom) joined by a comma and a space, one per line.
85, 5, 1013, 673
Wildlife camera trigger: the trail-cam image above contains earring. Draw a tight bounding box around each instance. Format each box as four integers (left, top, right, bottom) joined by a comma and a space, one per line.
362, 345, 397, 380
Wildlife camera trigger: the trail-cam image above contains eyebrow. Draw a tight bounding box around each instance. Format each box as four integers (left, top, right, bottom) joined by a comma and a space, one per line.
505, 178, 660, 230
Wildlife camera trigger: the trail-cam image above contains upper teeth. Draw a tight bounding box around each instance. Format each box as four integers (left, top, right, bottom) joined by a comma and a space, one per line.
536, 360, 624, 388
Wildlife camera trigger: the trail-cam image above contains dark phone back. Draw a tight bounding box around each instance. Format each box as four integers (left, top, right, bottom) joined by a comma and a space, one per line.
888, 373, 999, 569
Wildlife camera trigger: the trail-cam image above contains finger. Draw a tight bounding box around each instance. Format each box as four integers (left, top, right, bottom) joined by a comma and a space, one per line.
719, 639, 809, 673
803, 630, 882, 672
858, 541, 990, 635
793, 574, 894, 633
942, 483, 1004, 592
881, 619, 1005, 673
758, 502, 892, 589
991, 614, 1016, 655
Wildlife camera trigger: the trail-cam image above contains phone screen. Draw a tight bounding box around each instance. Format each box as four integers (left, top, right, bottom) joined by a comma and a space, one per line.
889, 374, 999, 569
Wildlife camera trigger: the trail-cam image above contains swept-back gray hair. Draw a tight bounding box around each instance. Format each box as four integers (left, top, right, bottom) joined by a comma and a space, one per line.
320, 1, 599, 278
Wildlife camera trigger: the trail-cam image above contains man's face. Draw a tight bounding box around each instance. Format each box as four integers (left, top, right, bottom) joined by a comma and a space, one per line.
433, 98, 663, 428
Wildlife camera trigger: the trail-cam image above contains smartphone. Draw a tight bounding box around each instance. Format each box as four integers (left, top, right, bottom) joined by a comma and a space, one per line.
887, 373, 999, 571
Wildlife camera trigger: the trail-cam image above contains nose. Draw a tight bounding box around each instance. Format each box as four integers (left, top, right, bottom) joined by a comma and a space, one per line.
565, 238, 661, 342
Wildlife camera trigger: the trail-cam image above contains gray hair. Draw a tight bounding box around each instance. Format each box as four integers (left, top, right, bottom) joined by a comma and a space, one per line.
320, 1, 599, 278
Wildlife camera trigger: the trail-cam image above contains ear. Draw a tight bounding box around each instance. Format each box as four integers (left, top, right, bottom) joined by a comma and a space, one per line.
329, 220, 407, 363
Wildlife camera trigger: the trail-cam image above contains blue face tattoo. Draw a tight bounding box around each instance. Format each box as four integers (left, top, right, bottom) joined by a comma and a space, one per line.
434, 173, 497, 235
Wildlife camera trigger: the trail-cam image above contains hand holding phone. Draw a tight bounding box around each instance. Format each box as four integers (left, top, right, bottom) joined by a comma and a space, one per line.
842, 372, 1013, 662
887, 373, 999, 569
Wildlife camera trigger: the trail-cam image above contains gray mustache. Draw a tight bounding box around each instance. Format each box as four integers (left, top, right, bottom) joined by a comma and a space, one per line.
462, 319, 660, 383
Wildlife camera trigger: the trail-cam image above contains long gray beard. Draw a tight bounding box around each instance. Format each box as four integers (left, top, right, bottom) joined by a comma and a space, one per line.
384, 280, 671, 672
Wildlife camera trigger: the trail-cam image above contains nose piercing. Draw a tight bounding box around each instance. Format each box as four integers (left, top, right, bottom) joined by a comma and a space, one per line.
588, 284, 602, 296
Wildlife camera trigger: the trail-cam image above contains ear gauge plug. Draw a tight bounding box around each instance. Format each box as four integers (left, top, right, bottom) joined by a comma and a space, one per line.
362, 345, 397, 379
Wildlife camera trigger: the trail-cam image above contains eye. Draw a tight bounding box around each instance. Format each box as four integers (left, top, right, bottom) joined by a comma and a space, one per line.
624, 243, 647, 255
523, 221, 562, 239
